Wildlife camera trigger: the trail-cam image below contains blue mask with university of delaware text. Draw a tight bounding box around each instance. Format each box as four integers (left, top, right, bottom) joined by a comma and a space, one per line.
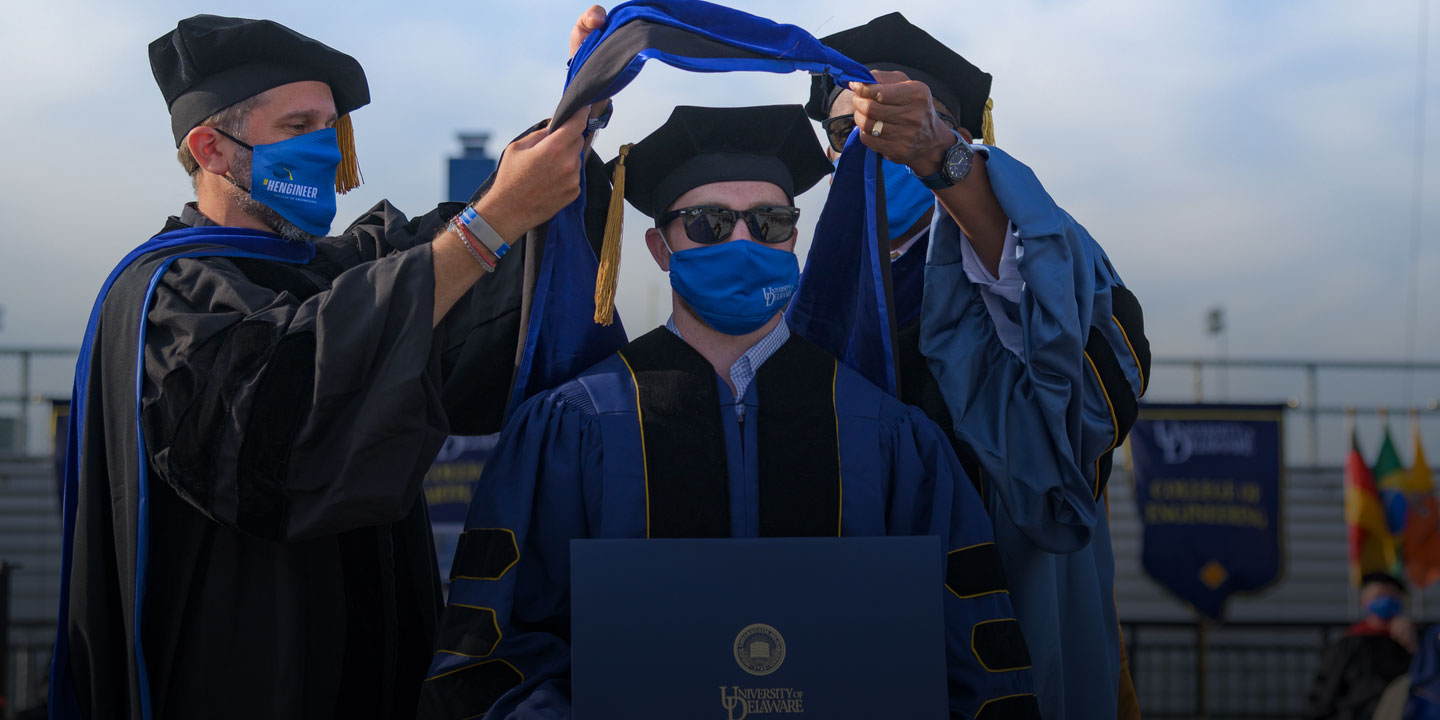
882, 158, 935, 238
1368, 595, 1403, 621
221, 127, 341, 236
668, 238, 799, 336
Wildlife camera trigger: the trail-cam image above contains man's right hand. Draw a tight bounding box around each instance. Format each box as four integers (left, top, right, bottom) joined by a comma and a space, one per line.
475, 108, 590, 243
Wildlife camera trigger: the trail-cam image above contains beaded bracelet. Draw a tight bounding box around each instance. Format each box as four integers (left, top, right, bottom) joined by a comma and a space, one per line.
450, 218, 497, 272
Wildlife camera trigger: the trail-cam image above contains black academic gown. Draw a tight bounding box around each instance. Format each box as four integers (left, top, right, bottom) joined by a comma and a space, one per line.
1305, 627, 1414, 720
61, 193, 542, 720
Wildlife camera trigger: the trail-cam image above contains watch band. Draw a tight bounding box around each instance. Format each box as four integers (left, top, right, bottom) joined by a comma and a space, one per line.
917, 168, 955, 191
917, 129, 975, 190
916, 129, 967, 190
458, 205, 511, 261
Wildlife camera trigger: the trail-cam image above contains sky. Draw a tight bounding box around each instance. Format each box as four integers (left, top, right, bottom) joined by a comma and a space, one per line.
0, 0, 1437, 457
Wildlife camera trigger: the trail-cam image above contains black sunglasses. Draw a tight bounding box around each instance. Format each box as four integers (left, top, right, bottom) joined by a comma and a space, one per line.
820, 112, 959, 153
657, 205, 801, 245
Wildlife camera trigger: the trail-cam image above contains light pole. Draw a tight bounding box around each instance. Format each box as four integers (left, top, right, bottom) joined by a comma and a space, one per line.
1206, 306, 1227, 400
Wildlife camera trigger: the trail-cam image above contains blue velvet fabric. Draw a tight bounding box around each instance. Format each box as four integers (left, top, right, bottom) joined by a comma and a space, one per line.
508, 0, 876, 416
557, 0, 874, 124
1408, 624, 1440, 719
787, 131, 899, 395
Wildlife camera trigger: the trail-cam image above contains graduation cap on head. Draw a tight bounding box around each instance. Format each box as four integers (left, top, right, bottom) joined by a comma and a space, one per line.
805, 13, 995, 145
592, 104, 832, 326
149, 14, 370, 192
618, 105, 833, 218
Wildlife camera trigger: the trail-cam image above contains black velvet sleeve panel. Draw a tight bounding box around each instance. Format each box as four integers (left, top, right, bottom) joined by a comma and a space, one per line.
333, 199, 469, 260
139, 244, 448, 542
311, 197, 519, 435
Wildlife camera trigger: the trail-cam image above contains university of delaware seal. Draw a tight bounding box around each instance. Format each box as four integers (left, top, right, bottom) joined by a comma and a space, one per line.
733, 623, 786, 676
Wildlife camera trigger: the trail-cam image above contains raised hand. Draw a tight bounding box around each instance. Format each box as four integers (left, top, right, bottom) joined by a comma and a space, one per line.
848, 70, 965, 177
569, 5, 607, 58
475, 108, 591, 242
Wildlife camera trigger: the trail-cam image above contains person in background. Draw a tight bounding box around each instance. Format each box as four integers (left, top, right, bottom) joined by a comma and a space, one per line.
1307, 572, 1418, 720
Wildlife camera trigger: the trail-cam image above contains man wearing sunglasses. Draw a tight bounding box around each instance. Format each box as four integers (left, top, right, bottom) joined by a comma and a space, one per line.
804, 13, 1150, 720
420, 104, 1039, 720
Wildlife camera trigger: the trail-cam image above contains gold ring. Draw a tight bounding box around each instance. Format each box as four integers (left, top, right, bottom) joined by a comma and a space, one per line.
871, 120, 884, 137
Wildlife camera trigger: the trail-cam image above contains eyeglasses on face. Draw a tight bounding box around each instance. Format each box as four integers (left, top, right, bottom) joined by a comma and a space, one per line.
657, 205, 801, 245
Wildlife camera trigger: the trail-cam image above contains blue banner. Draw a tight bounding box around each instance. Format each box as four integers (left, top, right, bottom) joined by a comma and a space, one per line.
423, 435, 497, 583
1129, 403, 1285, 621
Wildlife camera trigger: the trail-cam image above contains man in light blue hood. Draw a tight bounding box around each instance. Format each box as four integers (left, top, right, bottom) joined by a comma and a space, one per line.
806, 13, 1151, 720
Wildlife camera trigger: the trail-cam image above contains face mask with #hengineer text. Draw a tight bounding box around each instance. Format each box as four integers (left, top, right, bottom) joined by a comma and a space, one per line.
224, 127, 341, 236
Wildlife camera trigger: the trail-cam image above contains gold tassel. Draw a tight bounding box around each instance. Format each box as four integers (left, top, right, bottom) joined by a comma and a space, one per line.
981, 97, 996, 146
334, 113, 363, 194
594, 143, 634, 326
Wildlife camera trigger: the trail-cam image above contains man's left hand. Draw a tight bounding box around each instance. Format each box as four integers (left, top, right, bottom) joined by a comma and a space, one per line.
569, 6, 611, 151
569, 5, 607, 58
849, 71, 968, 177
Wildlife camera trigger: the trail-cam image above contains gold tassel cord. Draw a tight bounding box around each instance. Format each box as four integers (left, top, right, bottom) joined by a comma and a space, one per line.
981, 98, 996, 147
334, 113, 363, 194
594, 143, 634, 326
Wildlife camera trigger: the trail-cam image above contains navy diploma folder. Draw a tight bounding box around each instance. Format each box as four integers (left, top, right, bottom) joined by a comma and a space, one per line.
570, 536, 948, 719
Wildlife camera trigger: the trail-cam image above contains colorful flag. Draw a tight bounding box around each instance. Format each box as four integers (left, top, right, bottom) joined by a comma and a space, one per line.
1374, 424, 1410, 576
1346, 428, 1396, 583
1403, 422, 1440, 588
1376, 425, 1410, 492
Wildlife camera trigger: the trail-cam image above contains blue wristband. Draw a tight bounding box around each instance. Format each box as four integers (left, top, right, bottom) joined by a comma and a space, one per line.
458, 206, 510, 260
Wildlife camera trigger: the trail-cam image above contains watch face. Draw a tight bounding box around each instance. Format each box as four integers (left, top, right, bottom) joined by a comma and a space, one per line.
944, 141, 974, 183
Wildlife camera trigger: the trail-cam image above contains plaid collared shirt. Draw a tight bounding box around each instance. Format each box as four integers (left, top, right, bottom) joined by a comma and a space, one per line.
665, 316, 790, 420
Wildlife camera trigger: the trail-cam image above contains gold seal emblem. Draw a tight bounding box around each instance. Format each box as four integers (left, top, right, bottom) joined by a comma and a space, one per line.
732, 623, 786, 676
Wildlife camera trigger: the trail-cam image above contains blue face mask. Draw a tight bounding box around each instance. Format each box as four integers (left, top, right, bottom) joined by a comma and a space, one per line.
1368, 595, 1403, 621
667, 238, 800, 336
219, 127, 341, 237
830, 155, 934, 240
882, 158, 935, 238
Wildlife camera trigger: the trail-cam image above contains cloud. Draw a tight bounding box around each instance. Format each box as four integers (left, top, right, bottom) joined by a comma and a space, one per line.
0, 0, 1435, 396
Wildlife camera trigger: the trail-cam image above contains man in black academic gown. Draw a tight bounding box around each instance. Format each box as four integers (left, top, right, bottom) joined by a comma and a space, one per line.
51, 9, 611, 720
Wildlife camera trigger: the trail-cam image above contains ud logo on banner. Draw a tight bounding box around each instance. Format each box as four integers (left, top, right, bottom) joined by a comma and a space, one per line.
1130, 403, 1285, 620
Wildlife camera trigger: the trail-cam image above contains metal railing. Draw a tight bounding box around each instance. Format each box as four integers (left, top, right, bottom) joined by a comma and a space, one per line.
1125, 620, 1361, 720
4, 348, 1437, 462
0, 617, 1374, 720
3, 619, 49, 719
0, 348, 76, 458
1151, 357, 1440, 466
